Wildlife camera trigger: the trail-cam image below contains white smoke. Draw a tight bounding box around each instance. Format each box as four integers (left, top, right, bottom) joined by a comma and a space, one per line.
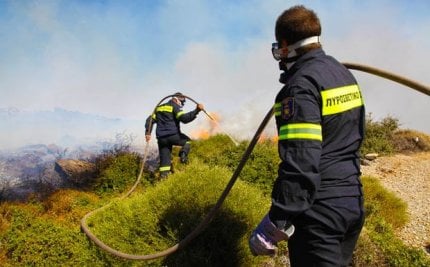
0, 0, 428, 151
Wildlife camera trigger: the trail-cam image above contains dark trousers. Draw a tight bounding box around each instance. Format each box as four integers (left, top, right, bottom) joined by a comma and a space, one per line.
287, 196, 364, 267
157, 133, 191, 174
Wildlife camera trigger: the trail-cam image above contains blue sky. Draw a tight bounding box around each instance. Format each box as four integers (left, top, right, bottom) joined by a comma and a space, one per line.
0, 0, 429, 148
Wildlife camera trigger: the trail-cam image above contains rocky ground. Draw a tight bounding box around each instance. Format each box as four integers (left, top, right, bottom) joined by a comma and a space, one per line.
361, 152, 430, 256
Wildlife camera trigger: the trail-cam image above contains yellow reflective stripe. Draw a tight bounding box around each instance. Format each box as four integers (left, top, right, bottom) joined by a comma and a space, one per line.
279, 123, 322, 141
321, 84, 363, 116
176, 111, 185, 119
156, 106, 173, 113
151, 113, 156, 119
159, 166, 171, 171
274, 102, 282, 116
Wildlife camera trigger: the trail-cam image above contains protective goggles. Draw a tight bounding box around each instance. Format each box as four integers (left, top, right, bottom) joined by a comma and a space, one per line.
271, 42, 283, 61
272, 36, 320, 61
173, 96, 186, 106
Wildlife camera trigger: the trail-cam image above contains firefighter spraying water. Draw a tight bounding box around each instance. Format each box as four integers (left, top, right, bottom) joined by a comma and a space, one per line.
144, 92, 204, 179
144, 92, 239, 179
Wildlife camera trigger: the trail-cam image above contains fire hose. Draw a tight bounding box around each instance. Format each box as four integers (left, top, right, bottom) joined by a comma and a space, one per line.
80, 63, 429, 261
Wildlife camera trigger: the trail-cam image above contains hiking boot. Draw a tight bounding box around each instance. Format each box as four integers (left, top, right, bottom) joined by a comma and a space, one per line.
160, 171, 169, 179
179, 152, 188, 164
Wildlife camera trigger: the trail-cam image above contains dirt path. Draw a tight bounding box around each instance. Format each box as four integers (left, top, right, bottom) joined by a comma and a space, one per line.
361, 152, 430, 255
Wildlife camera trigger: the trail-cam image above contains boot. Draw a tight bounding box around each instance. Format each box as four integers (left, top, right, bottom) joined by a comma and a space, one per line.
160, 171, 169, 179
179, 151, 188, 164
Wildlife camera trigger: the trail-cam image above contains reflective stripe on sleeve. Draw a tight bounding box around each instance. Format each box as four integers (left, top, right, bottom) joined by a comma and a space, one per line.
278, 123, 322, 141
321, 84, 363, 116
176, 111, 185, 119
274, 102, 282, 116
156, 106, 173, 113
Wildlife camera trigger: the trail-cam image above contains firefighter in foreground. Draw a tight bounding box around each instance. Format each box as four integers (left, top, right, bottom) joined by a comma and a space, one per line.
249, 5, 366, 266
145, 92, 204, 178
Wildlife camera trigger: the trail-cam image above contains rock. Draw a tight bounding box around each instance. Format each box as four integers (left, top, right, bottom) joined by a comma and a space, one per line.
361, 158, 372, 166
364, 153, 379, 160
55, 159, 96, 186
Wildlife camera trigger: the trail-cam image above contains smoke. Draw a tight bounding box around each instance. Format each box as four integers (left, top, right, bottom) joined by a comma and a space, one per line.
0, 0, 428, 151
322, 2, 430, 133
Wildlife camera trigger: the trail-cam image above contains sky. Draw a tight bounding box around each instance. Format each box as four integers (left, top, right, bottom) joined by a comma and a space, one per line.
0, 0, 429, 149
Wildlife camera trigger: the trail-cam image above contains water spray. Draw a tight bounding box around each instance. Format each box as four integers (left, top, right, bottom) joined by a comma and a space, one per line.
81, 63, 429, 261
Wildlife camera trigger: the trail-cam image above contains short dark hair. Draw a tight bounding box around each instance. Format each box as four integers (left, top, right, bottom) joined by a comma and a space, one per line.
173, 92, 185, 101
275, 5, 321, 44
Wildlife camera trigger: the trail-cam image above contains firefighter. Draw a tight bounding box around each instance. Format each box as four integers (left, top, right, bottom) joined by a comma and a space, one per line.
249, 5, 366, 267
145, 92, 204, 178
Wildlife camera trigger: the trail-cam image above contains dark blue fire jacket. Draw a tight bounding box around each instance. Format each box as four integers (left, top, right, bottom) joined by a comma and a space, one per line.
145, 100, 200, 138
272, 48, 365, 222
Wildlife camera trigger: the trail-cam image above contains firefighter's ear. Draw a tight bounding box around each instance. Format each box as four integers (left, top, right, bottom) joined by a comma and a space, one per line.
280, 39, 289, 56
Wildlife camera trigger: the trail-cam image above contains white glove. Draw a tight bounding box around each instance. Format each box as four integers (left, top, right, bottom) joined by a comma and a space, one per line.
249, 214, 295, 256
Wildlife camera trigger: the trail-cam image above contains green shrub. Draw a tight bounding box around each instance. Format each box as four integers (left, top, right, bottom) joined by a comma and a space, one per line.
362, 176, 408, 229
192, 135, 279, 195
87, 161, 273, 266
361, 114, 399, 155
354, 176, 430, 267
239, 140, 279, 195
93, 152, 146, 195
353, 227, 387, 267
367, 218, 430, 267
191, 134, 243, 168
0, 207, 107, 266
42, 189, 100, 226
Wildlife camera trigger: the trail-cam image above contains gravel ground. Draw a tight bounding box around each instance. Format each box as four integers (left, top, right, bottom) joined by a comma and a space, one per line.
361, 152, 430, 256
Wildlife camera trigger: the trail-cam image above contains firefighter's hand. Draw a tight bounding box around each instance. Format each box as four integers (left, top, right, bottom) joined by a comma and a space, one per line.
196, 103, 204, 111
145, 135, 151, 142
249, 214, 295, 256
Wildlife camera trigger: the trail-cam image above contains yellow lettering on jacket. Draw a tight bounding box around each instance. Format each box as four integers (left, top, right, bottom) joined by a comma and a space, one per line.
321, 84, 363, 115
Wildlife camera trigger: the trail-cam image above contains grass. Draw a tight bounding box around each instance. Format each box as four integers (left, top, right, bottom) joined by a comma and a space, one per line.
352, 176, 430, 267
87, 162, 271, 266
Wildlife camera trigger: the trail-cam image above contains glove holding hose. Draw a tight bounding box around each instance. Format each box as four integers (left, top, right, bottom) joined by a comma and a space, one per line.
249, 214, 295, 256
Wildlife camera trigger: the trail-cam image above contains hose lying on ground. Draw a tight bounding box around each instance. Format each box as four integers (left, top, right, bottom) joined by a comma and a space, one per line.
80, 63, 429, 261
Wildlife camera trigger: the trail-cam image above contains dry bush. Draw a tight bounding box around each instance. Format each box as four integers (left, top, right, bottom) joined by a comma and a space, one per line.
42, 189, 99, 225
392, 129, 430, 153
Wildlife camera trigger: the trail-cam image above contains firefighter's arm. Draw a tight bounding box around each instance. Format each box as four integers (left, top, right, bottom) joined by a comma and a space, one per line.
145, 114, 156, 142
250, 82, 322, 256
174, 105, 202, 123
270, 83, 323, 220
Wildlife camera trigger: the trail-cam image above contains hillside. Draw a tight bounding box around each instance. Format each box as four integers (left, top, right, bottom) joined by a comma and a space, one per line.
361, 152, 430, 255
1, 128, 430, 266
